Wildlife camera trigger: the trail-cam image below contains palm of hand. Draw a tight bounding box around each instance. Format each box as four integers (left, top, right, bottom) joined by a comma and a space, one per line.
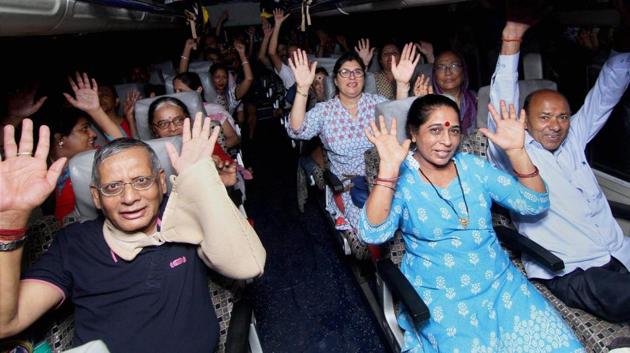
171, 139, 214, 175
392, 60, 414, 83
8, 91, 44, 118
293, 65, 314, 86
373, 134, 408, 167
0, 158, 55, 212
74, 88, 99, 111
492, 119, 525, 151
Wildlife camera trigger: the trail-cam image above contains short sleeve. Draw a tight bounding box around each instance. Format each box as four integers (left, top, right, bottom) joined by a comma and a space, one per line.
275, 63, 296, 90
23, 231, 73, 300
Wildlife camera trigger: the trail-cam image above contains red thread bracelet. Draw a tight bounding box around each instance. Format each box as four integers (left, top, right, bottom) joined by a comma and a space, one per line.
513, 165, 539, 178
0, 228, 27, 236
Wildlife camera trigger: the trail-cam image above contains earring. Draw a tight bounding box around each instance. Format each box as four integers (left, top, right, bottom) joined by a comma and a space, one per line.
58, 141, 64, 148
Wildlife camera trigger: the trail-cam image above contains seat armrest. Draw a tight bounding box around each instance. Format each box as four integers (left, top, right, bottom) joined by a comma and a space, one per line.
610, 201, 630, 221
225, 298, 253, 353
494, 226, 565, 272
376, 259, 430, 322
323, 170, 345, 193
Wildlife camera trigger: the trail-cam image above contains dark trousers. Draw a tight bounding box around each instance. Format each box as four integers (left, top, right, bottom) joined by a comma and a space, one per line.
541, 258, 630, 323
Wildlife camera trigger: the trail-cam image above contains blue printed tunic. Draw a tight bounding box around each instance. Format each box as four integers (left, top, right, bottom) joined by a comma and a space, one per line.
359, 152, 585, 353
288, 93, 388, 231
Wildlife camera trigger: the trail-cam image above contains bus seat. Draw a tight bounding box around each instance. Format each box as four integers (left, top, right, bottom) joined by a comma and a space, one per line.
312, 57, 337, 76
114, 83, 146, 117
523, 53, 543, 80
375, 97, 417, 144
476, 79, 557, 129
134, 91, 206, 141
68, 136, 182, 222
149, 61, 175, 86
364, 72, 377, 95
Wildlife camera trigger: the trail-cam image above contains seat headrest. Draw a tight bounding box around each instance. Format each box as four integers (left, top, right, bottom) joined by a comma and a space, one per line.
312, 57, 337, 76
476, 79, 557, 129
69, 136, 182, 222
149, 61, 175, 85
165, 67, 234, 106
323, 72, 378, 100
114, 83, 146, 117
134, 92, 206, 141
375, 97, 417, 144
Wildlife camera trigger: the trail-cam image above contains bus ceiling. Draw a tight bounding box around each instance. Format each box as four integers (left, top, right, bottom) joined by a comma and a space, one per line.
0, 0, 184, 37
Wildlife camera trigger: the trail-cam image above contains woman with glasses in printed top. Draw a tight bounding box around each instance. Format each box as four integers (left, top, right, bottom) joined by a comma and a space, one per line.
148, 96, 237, 187
286, 45, 420, 233
432, 51, 478, 135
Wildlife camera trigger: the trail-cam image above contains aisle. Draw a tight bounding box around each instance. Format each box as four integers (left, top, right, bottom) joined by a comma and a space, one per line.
243, 120, 389, 353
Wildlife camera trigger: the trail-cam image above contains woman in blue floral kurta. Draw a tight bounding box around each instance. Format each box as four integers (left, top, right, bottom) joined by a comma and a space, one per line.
359, 95, 584, 352
286, 46, 420, 231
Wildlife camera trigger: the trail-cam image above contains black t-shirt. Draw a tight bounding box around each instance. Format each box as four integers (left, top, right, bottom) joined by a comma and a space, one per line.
24, 218, 218, 353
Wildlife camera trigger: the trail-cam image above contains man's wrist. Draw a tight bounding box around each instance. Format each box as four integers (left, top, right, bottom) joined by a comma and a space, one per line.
0, 210, 31, 229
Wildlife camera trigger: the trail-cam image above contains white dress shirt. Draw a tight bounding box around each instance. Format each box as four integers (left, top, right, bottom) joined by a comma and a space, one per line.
487, 51, 630, 280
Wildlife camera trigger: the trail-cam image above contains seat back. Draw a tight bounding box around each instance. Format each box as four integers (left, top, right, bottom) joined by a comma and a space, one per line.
134, 91, 206, 141
374, 97, 417, 144
114, 83, 146, 117
68, 136, 182, 222
149, 60, 175, 85
476, 79, 557, 129
312, 57, 337, 76
523, 53, 543, 80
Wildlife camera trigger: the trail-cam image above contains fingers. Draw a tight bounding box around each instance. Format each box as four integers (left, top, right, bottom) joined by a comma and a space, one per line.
18, 119, 34, 155
91, 78, 98, 92
519, 109, 527, 126
369, 120, 381, 138
67, 76, 79, 93
389, 117, 398, 136
191, 112, 203, 138
33, 96, 48, 111
182, 118, 191, 142
165, 142, 179, 169
208, 126, 220, 153
508, 103, 516, 121
477, 127, 496, 142
309, 61, 318, 75
3, 124, 17, 159
75, 71, 84, 88
35, 125, 51, 159
200, 115, 211, 139
401, 139, 412, 152
47, 157, 67, 190
62, 93, 78, 107
500, 100, 508, 121
82, 73, 91, 90
428, 85, 434, 94
487, 103, 501, 124
364, 127, 376, 144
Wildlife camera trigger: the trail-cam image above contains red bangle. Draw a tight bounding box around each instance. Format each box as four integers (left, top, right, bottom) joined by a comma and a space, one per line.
513, 165, 539, 178
373, 182, 396, 191
502, 38, 522, 42
0, 228, 27, 236
375, 176, 399, 182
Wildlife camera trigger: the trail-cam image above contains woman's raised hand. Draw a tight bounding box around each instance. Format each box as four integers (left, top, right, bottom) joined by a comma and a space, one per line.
365, 116, 411, 174
288, 49, 317, 90
413, 74, 433, 97
479, 101, 526, 153
124, 90, 142, 122
354, 38, 374, 67
273, 8, 289, 24
391, 43, 419, 85
63, 72, 101, 114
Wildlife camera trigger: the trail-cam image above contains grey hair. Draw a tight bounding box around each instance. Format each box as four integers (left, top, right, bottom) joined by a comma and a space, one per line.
91, 138, 162, 186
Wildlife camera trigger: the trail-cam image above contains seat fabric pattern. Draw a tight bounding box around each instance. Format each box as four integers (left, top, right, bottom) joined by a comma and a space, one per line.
208, 274, 243, 353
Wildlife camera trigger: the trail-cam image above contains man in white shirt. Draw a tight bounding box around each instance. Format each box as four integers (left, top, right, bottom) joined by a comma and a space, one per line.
486, 21, 630, 322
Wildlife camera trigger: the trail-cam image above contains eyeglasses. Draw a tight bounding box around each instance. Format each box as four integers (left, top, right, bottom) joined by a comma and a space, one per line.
337, 68, 364, 78
153, 116, 187, 130
434, 63, 463, 74
96, 175, 157, 197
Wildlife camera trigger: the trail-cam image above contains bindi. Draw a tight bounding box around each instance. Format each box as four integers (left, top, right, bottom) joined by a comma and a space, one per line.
444, 121, 451, 127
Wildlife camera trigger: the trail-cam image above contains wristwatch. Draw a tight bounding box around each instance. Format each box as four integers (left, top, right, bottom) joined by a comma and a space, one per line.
0, 238, 25, 251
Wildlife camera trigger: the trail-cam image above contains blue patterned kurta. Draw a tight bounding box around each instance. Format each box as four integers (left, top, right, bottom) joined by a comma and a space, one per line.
359, 152, 585, 353
287, 93, 388, 231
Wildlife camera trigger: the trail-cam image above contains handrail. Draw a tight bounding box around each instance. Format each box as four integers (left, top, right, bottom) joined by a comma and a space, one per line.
77, 0, 184, 15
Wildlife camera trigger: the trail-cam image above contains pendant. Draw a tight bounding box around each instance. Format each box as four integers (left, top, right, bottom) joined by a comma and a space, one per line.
459, 218, 469, 228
